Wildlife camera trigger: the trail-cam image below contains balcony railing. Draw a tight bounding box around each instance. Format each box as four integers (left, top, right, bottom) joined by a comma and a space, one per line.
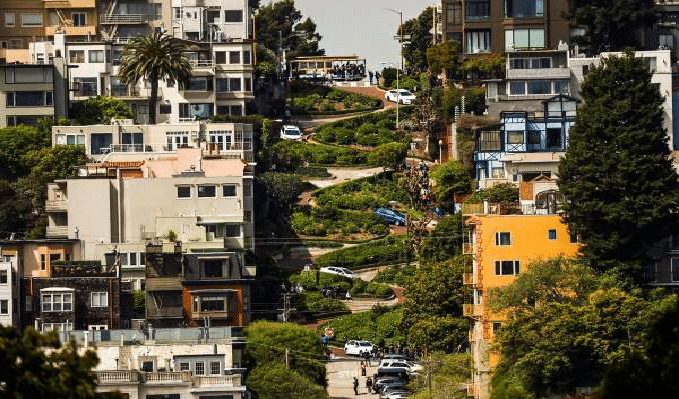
192, 374, 241, 387
189, 59, 215, 68
46, 226, 68, 237
463, 273, 474, 285
45, 199, 68, 212
145, 371, 190, 384
96, 370, 139, 384
100, 14, 148, 25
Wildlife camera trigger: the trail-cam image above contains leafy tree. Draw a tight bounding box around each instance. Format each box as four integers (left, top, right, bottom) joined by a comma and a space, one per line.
258, 172, 308, 211
247, 364, 327, 399
568, 0, 657, 55
426, 40, 459, 78
461, 53, 505, 79
489, 258, 679, 398
429, 159, 472, 205
468, 182, 519, 204
0, 126, 50, 179
0, 327, 105, 399
558, 52, 679, 279
255, 0, 324, 60
368, 142, 407, 171
401, 7, 434, 72
72, 96, 133, 125
318, 307, 406, 347
118, 31, 191, 124
419, 213, 464, 264
403, 256, 468, 351
409, 353, 471, 399
244, 321, 326, 387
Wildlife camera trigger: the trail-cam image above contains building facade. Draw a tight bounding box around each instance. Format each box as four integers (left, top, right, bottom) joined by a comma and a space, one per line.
462, 211, 580, 399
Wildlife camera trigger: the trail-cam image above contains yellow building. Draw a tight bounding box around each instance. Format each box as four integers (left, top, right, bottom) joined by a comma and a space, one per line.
463, 212, 580, 399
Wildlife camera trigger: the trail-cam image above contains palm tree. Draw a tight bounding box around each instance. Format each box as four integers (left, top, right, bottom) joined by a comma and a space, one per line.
118, 31, 192, 124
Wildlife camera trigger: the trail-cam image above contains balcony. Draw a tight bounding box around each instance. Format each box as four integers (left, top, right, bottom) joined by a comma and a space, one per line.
45, 199, 68, 212
100, 14, 148, 25
146, 306, 183, 319
463, 304, 483, 318
96, 370, 140, 384
145, 371, 190, 384
44, 0, 96, 8
463, 273, 474, 285
46, 226, 68, 238
462, 242, 473, 255
191, 374, 242, 389
45, 25, 97, 37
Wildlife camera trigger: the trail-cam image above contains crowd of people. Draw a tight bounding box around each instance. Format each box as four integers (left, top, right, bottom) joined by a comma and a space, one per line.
332, 62, 366, 80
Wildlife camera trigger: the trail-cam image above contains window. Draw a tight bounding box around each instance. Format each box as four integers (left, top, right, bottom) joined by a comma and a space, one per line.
507, 131, 524, 144
203, 260, 224, 277
223, 185, 237, 197
69, 50, 85, 64
244, 210, 252, 223
216, 78, 229, 92
672, 258, 679, 282
466, 0, 490, 20
491, 167, 504, 178
509, 81, 526, 95
88, 50, 104, 63
5, 13, 15, 27
42, 321, 72, 332
206, 224, 240, 239
495, 260, 520, 276
160, 104, 171, 114
527, 80, 550, 95
548, 229, 557, 240
466, 30, 490, 53
211, 361, 221, 375
244, 78, 252, 92
570, 231, 579, 244
229, 51, 240, 64
231, 105, 243, 116
243, 50, 251, 65
180, 362, 190, 371
188, 78, 209, 91
198, 185, 216, 198
229, 78, 241, 92
478, 130, 501, 151
509, 57, 551, 69
74, 77, 97, 96
546, 128, 562, 149
553, 80, 569, 94
0, 270, 7, 284
505, 0, 543, 18
177, 186, 191, 198
72, 12, 86, 27
41, 292, 73, 312
21, 14, 42, 27
6, 91, 53, 107
173, 7, 181, 19
91, 292, 108, 307
166, 131, 189, 150
447, 1, 462, 24
200, 297, 226, 312
195, 362, 205, 375
55, 133, 85, 146
243, 181, 252, 197
496, 232, 511, 246
0, 300, 7, 314
215, 51, 226, 64
40, 254, 46, 271
492, 322, 502, 333
224, 10, 243, 23
505, 29, 544, 50
142, 361, 154, 372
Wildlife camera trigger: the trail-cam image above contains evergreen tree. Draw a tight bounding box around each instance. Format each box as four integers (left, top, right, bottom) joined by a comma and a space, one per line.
558, 52, 679, 280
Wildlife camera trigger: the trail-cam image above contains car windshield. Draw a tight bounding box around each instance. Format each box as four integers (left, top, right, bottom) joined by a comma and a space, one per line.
398, 90, 413, 96
284, 128, 300, 135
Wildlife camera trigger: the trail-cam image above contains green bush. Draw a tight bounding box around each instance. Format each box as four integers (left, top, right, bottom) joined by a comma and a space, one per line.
291, 206, 388, 238
301, 240, 344, 248
272, 141, 369, 166
314, 108, 412, 148
468, 182, 519, 203
296, 291, 348, 312
314, 172, 409, 210
373, 265, 417, 286
319, 307, 405, 347
289, 270, 351, 292
315, 236, 413, 269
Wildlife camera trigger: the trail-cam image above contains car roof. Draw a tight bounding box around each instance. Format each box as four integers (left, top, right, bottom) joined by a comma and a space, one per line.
282, 125, 300, 129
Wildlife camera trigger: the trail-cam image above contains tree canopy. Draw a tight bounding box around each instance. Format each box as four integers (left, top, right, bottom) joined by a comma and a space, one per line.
429, 160, 472, 205
255, 0, 324, 60
244, 321, 326, 388
72, 96, 133, 125
426, 40, 459, 77
0, 327, 118, 399
557, 52, 679, 279
118, 31, 191, 124
568, 0, 657, 55
246, 364, 327, 399
401, 7, 434, 72
489, 258, 679, 398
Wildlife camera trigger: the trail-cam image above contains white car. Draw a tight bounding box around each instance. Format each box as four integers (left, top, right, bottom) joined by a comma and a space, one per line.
280, 125, 302, 140
319, 266, 355, 279
344, 340, 377, 356
379, 360, 421, 373
385, 89, 416, 104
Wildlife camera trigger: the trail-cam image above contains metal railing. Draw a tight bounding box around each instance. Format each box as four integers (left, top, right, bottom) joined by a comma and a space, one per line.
100, 14, 148, 24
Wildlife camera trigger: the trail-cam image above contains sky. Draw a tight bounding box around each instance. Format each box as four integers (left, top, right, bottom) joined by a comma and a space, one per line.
290, 0, 436, 71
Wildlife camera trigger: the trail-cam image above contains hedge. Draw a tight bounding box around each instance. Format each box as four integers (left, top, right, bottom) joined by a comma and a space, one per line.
314, 172, 410, 210
314, 236, 413, 270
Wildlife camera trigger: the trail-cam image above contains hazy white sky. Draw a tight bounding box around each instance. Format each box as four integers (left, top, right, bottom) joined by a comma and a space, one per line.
291, 0, 436, 71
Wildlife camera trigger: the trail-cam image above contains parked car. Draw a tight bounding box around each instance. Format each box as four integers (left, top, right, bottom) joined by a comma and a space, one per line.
373, 376, 404, 393
379, 360, 420, 374
373, 207, 406, 225
280, 124, 302, 140
319, 266, 355, 279
385, 89, 416, 104
344, 340, 377, 356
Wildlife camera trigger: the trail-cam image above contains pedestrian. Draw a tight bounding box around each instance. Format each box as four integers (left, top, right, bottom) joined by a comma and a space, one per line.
353, 377, 359, 395
366, 376, 373, 393
361, 362, 367, 376
346, 291, 352, 300
369, 71, 374, 84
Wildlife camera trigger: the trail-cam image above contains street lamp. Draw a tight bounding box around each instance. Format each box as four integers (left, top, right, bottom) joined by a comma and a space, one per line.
385, 8, 404, 70
379, 61, 399, 129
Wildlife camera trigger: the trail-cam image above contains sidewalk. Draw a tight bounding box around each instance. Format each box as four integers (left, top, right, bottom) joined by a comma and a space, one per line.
327, 357, 381, 399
